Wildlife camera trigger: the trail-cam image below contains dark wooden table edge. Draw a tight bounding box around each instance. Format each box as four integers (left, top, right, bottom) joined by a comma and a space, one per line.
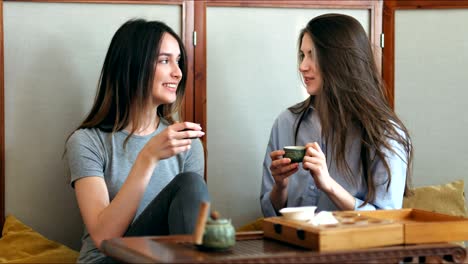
101, 231, 468, 263
101, 238, 156, 263
101, 231, 264, 263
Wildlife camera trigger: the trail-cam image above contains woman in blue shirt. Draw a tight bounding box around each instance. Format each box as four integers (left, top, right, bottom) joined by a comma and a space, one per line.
261, 13, 413, 216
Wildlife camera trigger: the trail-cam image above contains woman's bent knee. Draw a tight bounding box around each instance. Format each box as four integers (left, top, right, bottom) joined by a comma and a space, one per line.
175, 171, 205, 186
174, 172, 208, 196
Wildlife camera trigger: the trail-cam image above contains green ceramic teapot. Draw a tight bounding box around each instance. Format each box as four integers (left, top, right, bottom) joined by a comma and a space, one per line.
202, 211, 236, 250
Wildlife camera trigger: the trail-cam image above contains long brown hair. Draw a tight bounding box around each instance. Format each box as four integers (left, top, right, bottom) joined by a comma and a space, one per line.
290, 14, 413, 206
69, 19, 187, 144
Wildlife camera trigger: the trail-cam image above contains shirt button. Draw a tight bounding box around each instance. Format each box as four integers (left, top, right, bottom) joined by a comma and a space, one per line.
309, 185, 316, 190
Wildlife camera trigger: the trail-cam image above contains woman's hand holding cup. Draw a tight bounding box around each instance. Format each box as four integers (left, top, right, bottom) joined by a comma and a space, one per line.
269, 149, 299, 189
302, 142, 333, 193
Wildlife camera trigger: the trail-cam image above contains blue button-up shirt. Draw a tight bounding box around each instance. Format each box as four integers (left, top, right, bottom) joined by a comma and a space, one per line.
260, 107, 407, 217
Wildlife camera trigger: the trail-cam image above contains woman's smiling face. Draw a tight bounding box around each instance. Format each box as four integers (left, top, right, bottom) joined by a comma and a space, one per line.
152, 33, 182, 107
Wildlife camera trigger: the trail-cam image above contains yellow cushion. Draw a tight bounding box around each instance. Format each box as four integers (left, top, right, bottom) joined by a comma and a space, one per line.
403, 179, 467, 217
0, 215, 78, 263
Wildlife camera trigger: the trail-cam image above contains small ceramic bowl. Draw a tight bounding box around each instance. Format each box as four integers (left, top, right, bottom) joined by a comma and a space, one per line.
283, 146, 306, 163
279, 206, 317, 221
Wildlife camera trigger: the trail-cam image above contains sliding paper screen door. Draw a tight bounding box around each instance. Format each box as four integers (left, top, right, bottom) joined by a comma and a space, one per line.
394, 9, 468, 204
206, 7, 370, 227
4, 1, 181, 249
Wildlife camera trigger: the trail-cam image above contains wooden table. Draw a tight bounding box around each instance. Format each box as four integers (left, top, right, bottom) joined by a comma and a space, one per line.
101, 231, 467, 263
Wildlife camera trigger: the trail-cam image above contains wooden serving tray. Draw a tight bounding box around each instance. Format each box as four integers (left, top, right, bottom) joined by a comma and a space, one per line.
264, 211, 403, 251
263, 209, 468, 252
357, 208, 468, 244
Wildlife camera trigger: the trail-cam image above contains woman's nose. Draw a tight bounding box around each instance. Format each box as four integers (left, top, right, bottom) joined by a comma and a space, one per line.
299, 59, 309, 72
172, 63, 182, 79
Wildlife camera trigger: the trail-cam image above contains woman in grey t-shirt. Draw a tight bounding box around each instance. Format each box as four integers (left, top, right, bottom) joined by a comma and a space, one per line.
65, 19, 209, 263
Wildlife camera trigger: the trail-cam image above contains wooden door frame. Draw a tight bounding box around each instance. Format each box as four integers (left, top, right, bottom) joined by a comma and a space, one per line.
0, 0, 193, 231
383, 0, 468, 109
0, 0, 4, 230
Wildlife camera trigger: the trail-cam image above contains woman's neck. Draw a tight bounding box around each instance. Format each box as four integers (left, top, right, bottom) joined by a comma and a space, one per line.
125, 113, 160, 136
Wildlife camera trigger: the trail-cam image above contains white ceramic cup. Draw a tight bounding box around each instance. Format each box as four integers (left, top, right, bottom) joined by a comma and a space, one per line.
279, 206, 317, 221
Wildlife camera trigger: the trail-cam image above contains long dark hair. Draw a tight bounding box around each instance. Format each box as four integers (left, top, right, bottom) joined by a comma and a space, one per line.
70, 19, 187, 144
290, 14, 413, 206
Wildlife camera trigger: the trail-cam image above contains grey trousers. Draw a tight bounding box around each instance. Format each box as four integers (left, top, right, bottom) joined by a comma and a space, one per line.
99, 171, 210, 263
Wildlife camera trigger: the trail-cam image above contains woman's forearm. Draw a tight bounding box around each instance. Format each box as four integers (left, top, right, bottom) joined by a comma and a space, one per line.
269, 184, 288, 212
324, 179, 356, 211
87, 151, 157, 249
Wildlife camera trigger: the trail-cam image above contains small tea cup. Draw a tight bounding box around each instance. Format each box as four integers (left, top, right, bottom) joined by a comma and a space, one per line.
283, 146, 306, 163
279, 206, 317, 221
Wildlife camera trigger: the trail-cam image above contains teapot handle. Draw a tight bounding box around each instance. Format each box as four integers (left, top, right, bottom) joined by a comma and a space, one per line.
193, 201, 210, 245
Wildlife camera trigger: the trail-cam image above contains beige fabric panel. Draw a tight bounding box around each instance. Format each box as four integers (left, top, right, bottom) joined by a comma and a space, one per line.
394, 9, 468, 206
4, 1, 181, 249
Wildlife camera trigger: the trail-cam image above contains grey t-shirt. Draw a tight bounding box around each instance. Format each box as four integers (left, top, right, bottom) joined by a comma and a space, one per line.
65, 119, 204, 263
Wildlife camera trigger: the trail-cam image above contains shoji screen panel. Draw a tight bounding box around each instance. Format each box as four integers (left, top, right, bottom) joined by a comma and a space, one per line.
4, 1, 182, 249
393, 9, 468, 204
206, 6, 372, 227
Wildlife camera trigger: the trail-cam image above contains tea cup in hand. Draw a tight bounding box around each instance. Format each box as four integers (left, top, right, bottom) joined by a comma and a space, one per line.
283, 146, 306, 163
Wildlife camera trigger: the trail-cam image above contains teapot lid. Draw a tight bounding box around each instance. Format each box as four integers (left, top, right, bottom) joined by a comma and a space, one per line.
206, 210, 232, 225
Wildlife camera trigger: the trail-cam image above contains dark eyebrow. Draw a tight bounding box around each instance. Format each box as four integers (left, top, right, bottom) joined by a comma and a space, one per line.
158, 53, 180, 57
